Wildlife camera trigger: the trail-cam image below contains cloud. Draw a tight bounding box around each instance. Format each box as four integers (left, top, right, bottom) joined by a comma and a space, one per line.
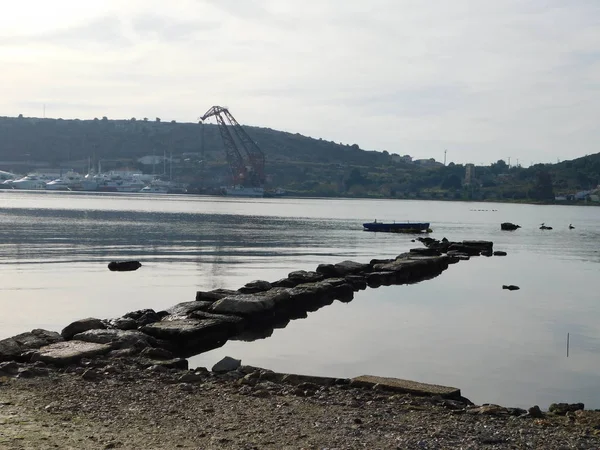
130, 13, 219, 42
0, 15, 129, 49
0, 0, 599, 164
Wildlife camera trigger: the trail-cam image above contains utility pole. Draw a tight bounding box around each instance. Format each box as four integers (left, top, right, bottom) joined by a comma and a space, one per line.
508, 157, 511, 168
444, 149, 447, 166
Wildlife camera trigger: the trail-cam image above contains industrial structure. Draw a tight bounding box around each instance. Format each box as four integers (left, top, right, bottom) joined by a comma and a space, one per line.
199, 106, 265, 188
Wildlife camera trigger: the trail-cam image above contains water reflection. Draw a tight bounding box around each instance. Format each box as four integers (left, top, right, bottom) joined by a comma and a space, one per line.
1, 193, 600, 409
0, 207, 359, 265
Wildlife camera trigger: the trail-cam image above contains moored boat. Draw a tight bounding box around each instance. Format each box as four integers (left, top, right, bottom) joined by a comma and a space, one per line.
139, 178, 184, 194
11, 174, 49, 190
45, 171, 84, 191
44, 179, 71, 191
140, 183, 170, 194
363, 221, 431, 233
264, 187, 286, 198
221, 186, 264, 197
95, 172, 147, 192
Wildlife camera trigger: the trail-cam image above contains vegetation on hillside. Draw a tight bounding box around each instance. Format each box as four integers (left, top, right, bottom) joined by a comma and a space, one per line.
0, 115, 598, 202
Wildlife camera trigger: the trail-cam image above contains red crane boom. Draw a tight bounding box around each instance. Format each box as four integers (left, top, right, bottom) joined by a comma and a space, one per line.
200, 106, 265, 187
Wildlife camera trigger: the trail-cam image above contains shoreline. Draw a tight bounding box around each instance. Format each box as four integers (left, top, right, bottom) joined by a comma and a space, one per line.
2, 237, 598, 447
2, 357, 599, 449
2, 187, 599, 208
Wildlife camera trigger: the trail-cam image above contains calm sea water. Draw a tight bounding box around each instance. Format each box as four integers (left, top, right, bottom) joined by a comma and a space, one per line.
1, 190, 599, 409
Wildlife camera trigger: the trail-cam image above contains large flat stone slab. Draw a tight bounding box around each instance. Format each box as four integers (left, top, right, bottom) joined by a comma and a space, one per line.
195, 288, 239, 302
316, 260, 372, 278
350, 375, 461, 399
188, 310, 246, 328
13, 329, 64, 348
210, 288, 291, 316
61, 318, 106, 340
257, 371, 342, 386
72, 329, 159, 350
141, 318, 237, 356
141, 319, 229, 340
285, 278, 353, 308
371, 256, 448, 282
366, 271, 397, 287
164, 301, 213, 319
32, 341, 112, 366
238, 280, 272, 294
0, 329, 64, 362
280, 373, 340, 386
288, 270, 324, 284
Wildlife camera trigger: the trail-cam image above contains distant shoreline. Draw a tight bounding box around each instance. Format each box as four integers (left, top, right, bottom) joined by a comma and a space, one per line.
265, 192, 600, 207
2, 187, 599, 209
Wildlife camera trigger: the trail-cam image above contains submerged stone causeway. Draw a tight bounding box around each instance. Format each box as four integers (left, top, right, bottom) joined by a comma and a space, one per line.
0, 238, 495, 388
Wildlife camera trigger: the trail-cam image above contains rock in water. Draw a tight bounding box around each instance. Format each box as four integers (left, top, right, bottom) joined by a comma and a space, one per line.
502, 285, 520, 291
108, 261, 142, 272
501, 222, 521, 231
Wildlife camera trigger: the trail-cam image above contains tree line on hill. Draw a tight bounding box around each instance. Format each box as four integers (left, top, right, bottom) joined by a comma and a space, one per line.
0, 115, 598, 202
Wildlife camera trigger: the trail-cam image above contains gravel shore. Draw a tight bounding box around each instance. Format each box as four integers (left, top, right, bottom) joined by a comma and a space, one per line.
1, 359, 600, 449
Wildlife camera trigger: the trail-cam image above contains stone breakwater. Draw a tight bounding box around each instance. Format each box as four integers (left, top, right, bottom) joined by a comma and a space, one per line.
0, 238, 495, 388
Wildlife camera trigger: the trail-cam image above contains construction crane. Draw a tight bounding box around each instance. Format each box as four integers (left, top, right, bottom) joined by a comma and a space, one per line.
199, 106, 265, 187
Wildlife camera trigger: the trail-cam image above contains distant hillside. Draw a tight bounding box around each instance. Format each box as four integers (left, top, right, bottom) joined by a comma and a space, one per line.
0, 115, 598, 202
549, 153, 600, 192
0, 115, 388, 167
0, 115, 391, 191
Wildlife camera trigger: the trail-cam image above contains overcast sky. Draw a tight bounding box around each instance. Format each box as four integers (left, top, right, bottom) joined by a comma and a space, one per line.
0, 0, 599, 165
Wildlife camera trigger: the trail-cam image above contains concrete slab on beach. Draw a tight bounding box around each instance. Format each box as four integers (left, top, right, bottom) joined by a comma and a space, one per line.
351, 375, 461, 399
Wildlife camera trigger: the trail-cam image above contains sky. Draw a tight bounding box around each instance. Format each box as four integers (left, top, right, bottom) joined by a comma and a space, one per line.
0, 0, 599, 166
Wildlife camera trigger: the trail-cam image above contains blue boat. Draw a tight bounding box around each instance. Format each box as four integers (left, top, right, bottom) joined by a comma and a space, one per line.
363, 221, 431, 233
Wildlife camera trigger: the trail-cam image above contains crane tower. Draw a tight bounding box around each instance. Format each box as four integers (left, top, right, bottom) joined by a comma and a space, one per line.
199, 106, 265, 188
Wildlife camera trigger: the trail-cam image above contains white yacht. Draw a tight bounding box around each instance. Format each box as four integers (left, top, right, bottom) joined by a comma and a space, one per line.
96, 172, 147, 192
140, 184, 170, 194
0, 170, 17, 182
0, 170, 18, 189
45, 171, 84, 191
79, 171, 148, 192
11, 174, 49, 190
80, 172, 103, 191
140, 179, 172, 194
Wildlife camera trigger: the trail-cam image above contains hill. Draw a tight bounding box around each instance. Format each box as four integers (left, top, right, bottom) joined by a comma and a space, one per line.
0, 115, 391, 194
0, 115, 598, 201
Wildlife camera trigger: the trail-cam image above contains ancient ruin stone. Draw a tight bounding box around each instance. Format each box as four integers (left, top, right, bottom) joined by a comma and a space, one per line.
61, 318, 107, 340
